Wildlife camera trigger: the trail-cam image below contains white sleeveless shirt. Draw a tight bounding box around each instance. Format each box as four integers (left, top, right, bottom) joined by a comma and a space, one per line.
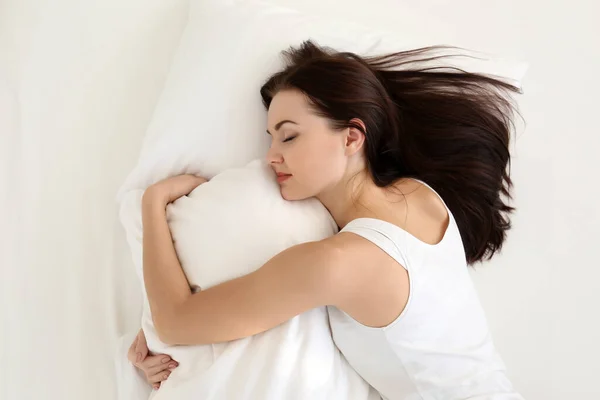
327, 183, 523, 400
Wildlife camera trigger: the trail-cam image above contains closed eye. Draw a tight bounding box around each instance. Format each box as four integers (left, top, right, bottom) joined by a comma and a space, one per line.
283, 135, 297, 143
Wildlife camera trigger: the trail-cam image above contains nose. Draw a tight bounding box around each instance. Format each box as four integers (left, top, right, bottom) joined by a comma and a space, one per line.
266, 143, 283, 165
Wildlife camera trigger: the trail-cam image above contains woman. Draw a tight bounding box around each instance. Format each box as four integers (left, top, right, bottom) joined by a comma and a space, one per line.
131, 41, 523, 398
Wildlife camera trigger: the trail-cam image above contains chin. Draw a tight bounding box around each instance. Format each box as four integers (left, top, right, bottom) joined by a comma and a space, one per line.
280, 187, 312, 202
280, 188, 295, 201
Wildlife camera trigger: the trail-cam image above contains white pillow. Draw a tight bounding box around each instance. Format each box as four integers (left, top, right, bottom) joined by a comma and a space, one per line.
116, 0, 527, 201
119, 160, 381, 400
169, 159, 337, 290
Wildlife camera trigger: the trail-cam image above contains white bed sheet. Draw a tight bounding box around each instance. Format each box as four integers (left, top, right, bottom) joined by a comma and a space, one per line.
1, 1, 599, 400
0, 1, 189, 399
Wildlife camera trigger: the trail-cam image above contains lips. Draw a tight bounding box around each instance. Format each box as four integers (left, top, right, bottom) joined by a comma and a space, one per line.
276, 172, 292, 183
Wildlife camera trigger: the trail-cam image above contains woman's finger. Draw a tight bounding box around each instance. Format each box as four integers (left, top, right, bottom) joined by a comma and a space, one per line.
134, 329, 149, 362
140, 355, 178, 377
147, 368, 172, 385
141, 354, 172, 368
127, 335, 139, 363
145, 362, 173, 378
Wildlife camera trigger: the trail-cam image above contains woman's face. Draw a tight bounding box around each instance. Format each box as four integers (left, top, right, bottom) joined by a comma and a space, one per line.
266, 89, 349, 201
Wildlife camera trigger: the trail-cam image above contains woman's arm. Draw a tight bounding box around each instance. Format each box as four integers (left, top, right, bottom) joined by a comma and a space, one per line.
142, 177, 347, 346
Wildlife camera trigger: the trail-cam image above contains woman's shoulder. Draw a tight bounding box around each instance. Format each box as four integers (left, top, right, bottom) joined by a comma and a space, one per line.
326, 230, 376, 256
369, 179, 450, 246
325, 230, 400, 272
324, 225, 411, 325
310, 233, 385, 282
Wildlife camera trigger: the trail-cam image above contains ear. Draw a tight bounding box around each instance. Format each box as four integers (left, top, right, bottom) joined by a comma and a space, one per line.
345, 118, 366, 156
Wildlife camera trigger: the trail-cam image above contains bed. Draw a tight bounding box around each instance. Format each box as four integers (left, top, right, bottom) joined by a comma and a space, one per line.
1, 1, 598, 399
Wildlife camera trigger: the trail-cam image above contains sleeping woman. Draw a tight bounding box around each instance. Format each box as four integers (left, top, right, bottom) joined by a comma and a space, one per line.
130, 40, 523, 399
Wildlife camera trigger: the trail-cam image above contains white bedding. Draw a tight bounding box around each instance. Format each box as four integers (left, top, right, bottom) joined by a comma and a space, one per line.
3, 1, 598, 400
0, 1, 190, 399
0, 1, 521, 398
118, 160, 380, 400
112, 1, 527, 396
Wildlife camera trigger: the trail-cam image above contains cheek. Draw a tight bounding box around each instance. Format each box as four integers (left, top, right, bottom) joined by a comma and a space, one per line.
294, 137, 345, 187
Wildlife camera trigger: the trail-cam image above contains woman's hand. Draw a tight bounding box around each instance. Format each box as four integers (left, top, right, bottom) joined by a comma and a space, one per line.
143, 174, 208, 208
127, 329, 179, 390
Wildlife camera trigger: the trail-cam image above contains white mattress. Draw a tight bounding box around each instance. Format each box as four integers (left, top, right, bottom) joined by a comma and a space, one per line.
1, 1, 599, 400
0, 1, 190, 398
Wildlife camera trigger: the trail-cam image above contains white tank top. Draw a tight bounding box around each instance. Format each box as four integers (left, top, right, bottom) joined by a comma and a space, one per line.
327, 182, 523, 400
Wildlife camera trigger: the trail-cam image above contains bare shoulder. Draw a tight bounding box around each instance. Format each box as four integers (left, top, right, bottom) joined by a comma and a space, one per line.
325, 231, 378, 260
297, 233, 379, 300
389, 179, 449, 246
293, 230, 409, 327
319, 231, 380, 269
321, 231, 410, 327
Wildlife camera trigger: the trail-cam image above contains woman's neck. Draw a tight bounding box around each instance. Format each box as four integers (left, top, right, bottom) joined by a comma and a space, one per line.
317, 171, 419, 229
317, 170, 381, 229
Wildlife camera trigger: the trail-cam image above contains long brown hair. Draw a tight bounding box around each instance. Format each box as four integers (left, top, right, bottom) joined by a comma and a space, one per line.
260, 40, 521, 265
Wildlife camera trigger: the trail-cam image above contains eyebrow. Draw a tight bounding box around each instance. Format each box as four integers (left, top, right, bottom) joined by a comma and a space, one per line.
266, 119, 298, 135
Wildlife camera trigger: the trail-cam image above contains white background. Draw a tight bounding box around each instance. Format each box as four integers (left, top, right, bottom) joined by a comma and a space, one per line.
1, 0, 598, 399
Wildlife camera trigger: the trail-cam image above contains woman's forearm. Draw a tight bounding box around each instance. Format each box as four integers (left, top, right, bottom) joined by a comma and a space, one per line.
141, 196, 192, 339
138, 179, 339, 346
